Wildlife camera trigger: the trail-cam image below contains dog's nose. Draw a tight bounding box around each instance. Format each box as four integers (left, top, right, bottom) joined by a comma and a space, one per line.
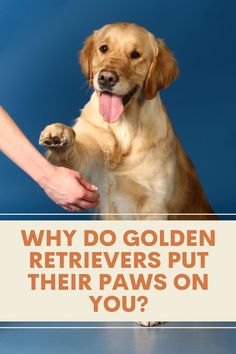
98, 70, 119, 89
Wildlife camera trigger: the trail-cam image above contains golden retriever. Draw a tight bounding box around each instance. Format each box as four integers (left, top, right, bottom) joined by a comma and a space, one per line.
39, 22, 216, 221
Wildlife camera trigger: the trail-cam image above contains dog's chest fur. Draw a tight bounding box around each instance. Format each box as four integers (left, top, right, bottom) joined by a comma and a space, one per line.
95, 112, 175, 217
77, 92, 176, 217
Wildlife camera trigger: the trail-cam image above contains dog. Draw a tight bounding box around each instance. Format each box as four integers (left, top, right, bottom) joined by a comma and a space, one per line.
39, 22, 216, 221
39, 22, 217, 327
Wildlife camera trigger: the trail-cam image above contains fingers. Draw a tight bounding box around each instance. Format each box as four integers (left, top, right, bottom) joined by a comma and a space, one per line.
77, 175, 98, 192
77, 200, 99, 210
62, 206, 79, 212
62, 205, 83, 212
56, 169, 100, 211
71, 170, 99, 197
82, 189, 99, 203
63, 200, 98, 212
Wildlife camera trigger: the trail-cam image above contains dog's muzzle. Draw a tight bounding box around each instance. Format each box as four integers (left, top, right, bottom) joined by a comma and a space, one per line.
98, 70, 119, 90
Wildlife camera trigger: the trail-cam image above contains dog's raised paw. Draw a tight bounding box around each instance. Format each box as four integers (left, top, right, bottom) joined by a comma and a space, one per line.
39, 123, 75, 149
138, 321, 164, 327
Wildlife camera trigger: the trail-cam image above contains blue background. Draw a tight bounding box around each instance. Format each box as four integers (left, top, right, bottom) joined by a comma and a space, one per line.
0, 0, 235, 213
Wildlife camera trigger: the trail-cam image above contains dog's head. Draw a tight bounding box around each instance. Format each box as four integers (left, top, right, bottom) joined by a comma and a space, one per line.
80, 22, 179, 123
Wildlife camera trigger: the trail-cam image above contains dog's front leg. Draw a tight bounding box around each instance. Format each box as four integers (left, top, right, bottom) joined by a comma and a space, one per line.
39, 122, 104, 189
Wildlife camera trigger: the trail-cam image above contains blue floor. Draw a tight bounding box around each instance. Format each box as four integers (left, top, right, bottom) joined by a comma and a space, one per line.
0, 323, 235, 354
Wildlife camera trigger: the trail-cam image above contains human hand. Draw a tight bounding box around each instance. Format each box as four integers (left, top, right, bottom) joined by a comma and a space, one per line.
38, 165, 99, 211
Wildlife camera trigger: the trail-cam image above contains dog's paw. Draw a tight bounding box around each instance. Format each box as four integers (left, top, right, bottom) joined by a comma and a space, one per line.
137, 321, 164, 327
39, 123, 75, 149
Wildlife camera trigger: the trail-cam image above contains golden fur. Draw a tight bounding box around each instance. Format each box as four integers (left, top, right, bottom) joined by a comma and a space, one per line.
39, 22, 216, 220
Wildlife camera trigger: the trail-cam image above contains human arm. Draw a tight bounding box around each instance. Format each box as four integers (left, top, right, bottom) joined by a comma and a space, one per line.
0, 106, 99, 211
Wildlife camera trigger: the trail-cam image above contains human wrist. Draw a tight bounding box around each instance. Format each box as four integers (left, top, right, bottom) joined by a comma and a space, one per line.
34, 158, 57, 188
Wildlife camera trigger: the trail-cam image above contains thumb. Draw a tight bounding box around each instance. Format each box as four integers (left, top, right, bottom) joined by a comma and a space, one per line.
76, 174, 98, 192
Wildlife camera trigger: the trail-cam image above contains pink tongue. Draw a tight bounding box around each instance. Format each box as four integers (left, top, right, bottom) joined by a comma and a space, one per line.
99, 93, 124, 123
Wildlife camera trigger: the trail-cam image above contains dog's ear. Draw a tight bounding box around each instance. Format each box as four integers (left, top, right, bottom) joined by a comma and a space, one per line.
144, 38, 179, 99
79, 34, 94, 86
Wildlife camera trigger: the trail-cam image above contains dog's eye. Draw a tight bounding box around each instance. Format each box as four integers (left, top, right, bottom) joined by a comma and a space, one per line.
99, 45, 108, 53
130, 50, 141, 59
